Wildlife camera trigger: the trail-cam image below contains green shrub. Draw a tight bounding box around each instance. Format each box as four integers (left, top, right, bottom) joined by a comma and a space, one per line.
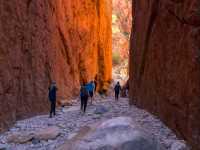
112, 51, 121, 65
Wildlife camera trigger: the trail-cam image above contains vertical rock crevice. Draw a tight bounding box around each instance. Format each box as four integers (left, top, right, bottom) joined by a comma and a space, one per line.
0, 0, 112, 131
130, 0, 200, 148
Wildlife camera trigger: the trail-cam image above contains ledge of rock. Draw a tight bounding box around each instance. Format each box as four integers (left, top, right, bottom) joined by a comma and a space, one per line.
57, 117, 166, 150
7, 126, 60, 144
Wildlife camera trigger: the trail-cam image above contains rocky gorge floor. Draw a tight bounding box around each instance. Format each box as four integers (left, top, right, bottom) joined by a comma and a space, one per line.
0, 95, 189, 150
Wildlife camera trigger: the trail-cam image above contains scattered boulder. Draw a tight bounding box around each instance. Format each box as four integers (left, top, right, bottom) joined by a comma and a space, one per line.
7, 132, 34, 144
7, 126, 60, 144
94, 105, 109, 114
57, 123, 66, 129
34, 126, 60, 141
171, 141, 189, 150
0, 144, 9, 150
31, 138, 40, 145
57, 117, 166, 150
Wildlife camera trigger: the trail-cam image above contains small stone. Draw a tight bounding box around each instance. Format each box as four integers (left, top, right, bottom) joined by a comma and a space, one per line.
92, 115, 101, 120
63, 106, 80, 113
67, 132, 78, 140
87, 113, 93, 116
31, 138, 40, 145
57, 124, 66, 129
34, 126, 60, 141
94, 105, 109, 114
7, 132, 34, 144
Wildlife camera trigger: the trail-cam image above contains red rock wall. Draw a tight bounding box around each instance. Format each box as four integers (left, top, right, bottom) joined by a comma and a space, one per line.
0, 0, 112, 131
130, 0, 200, 148
96, 0, 112, 92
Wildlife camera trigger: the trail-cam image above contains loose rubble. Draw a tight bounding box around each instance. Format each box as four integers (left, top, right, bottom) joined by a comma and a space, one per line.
0, 96, 190, 150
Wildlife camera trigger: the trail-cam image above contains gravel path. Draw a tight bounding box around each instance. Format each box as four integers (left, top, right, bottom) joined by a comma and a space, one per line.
0, 96, 189, 150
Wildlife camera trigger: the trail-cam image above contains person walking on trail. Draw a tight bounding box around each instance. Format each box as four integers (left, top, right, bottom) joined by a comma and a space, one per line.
80, 83, 89, 113
114, 81, 121, 100
48, 81, 58, 118
86, 81, 95, 104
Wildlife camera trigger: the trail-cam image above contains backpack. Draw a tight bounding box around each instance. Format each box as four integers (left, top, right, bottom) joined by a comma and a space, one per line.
114, 85, 121, 92
80, 86, 89, 97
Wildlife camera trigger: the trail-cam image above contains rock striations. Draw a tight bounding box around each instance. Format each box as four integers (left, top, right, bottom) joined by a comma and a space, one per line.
129, 0, 200, 149
0, 0, 112, 131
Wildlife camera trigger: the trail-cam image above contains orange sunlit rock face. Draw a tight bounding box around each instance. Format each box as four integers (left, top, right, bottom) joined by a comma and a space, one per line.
130, 0, 200, 148
0, 0, 112, 131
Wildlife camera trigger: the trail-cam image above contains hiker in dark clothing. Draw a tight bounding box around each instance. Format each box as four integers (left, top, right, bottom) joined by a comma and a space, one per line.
48, 81, 58, 118
114, 82, 121, 100
80, 83, 89, 113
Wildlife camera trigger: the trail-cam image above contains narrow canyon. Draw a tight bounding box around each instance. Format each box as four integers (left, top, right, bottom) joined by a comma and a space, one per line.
0, 0, 200, 149
0, 0, 112, 131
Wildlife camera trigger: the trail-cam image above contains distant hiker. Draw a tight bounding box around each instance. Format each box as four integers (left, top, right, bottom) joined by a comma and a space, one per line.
114, 81, 121, 100
48, 81, 58, 118
94, 75, 98, 92
125, 81, 129, 97
80, 83, 89, 113
121, 81, 129, 97
86, 81, 95, 104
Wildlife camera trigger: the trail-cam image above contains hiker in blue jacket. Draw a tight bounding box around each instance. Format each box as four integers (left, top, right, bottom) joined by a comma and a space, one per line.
86, 81, 95, 104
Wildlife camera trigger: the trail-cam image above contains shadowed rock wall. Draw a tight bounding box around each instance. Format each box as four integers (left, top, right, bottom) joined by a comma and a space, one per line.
129, 0, 200, 149
0, 0, 112, 131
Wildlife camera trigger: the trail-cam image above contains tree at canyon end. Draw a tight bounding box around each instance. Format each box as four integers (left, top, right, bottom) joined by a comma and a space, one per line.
112, 0, 132, 82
